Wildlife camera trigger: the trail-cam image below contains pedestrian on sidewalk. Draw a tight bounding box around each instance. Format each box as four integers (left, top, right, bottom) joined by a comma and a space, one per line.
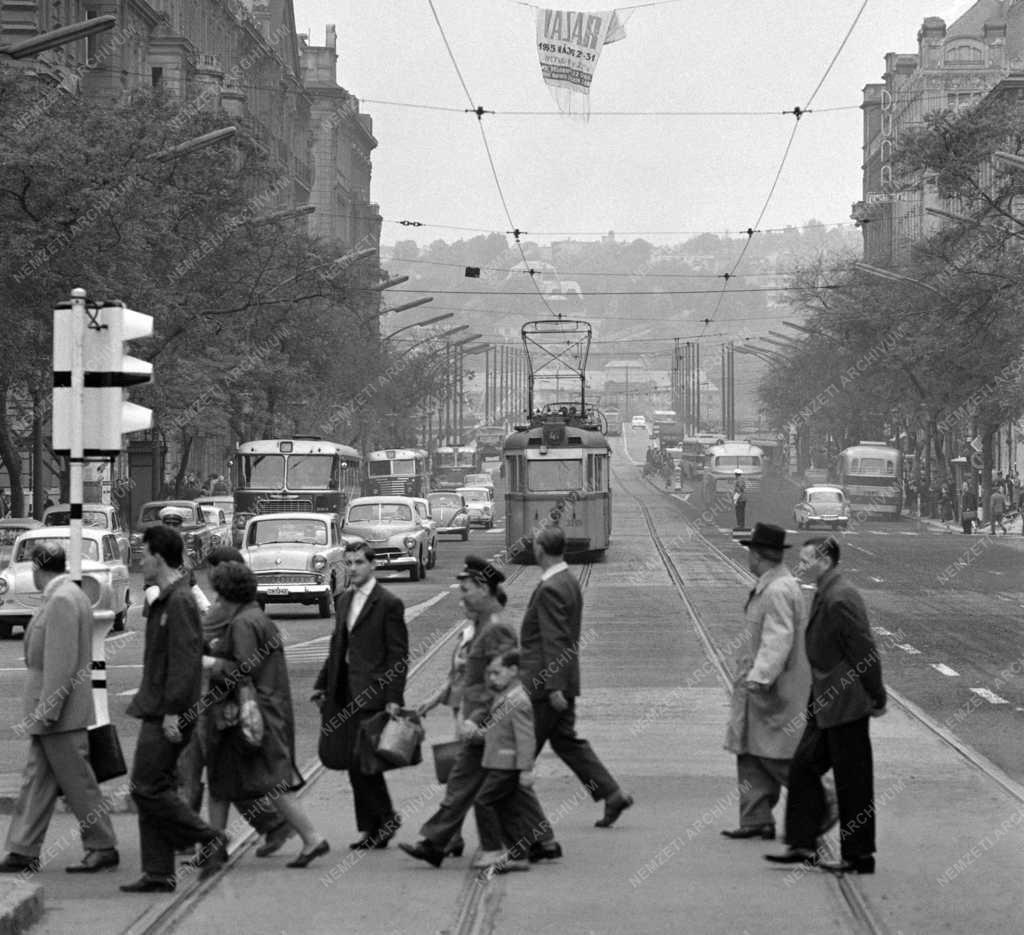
312, 542, 408, 851
0, 542, 119, 874
122, 525, 228, 893
733, 470, 748, 529
959, 481, 977, 535
989, 488, 1008, 535
203, 561, 328, 868
472, 651, 539, 873
765, 537, 886, 875
722, 523, 810, 842
400, 556, 560, 868
520, 526, 634, 829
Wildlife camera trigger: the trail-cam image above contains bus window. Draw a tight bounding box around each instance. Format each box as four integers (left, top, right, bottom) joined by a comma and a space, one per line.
286, 454, 334, 490
714, 455, 761, 469
241, 455, 285, 490
529, 460, 582, 491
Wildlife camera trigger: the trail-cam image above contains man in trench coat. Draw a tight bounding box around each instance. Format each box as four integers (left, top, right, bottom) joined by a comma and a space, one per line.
722, 523, 810, 840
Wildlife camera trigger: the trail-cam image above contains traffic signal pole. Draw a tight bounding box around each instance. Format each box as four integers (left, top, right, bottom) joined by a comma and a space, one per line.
68, 288, 86, 585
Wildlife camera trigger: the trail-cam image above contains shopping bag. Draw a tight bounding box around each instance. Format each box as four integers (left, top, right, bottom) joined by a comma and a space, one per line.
375, 710, 425, 767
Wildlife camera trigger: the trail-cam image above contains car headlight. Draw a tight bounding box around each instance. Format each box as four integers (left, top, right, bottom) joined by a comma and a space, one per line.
0, 577, 8, 596
233, 514, 250, 529
312, 554, 327, 571
130, 533, 142, 546
403, 536, 417, 551
456, 514, 468, 525
483, 505, 492, 515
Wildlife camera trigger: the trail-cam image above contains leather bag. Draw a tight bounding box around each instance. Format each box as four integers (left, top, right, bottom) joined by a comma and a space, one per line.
87, 723, 127, 783
375, 710, 425, 767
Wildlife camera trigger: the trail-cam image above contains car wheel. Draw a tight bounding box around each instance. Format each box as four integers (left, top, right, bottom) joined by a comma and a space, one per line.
410, 557, 422, 581
317, 592, 332, 618
427, 544, 436, 570
461, 528, 469, 541
0, 622, 11, 639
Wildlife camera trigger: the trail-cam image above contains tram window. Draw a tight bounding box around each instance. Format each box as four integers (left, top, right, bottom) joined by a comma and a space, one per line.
586, 455, 606, 491
528, 460, 582, 491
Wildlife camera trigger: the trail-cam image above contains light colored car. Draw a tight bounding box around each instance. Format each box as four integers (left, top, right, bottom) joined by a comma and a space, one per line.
463, 472, 494, 492
342, 496, 431, 581
631, 415, 647, 429
427, 492, 470, 541
456, 486, 494, 529
0, 518, 43, 568
241, 512, 357, 618
199, 505, 231, 549
195, 497, 234, 533
131, 500, 213, 567
43, 503, 131, 566
411, 498, 439, 569
794, 485, 850, 531
0, 526, 131, 637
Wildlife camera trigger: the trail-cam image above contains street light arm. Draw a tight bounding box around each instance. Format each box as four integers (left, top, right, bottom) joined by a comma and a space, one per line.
383, 312, 454, 341
151, 127, 238, 162
1, 15, 115, 57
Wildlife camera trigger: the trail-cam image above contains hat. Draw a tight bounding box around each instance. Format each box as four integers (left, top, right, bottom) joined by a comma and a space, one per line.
456, 554, 506, 587
159, 506, 188, 526
734, 469, 743, 475
739, 522, 791, 551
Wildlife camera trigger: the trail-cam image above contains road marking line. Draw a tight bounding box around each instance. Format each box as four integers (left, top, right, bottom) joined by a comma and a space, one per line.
895, 643, 921, 655
872, 626, 893, 637
970, 687, 1010, 705
847, 543, 875, 556
116, 689, 138, 697
869, 576, 884, 583
931, 663, 959, 677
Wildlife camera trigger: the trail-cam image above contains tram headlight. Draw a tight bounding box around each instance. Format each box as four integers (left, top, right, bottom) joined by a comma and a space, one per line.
403, 536, 417, 552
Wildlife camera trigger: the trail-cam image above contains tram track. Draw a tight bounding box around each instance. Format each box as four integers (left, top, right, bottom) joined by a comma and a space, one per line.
611, 463, 892, 935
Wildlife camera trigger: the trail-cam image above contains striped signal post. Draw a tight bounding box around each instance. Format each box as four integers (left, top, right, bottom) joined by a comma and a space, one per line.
53, 290, 153, 728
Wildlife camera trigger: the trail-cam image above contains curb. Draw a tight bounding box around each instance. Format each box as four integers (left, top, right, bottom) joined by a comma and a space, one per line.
0, 880, 42, 935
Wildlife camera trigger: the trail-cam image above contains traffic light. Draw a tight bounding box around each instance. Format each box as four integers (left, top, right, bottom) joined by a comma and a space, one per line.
53, 300, 153, 457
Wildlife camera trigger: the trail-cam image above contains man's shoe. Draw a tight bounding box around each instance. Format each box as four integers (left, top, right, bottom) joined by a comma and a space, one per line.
120, 875, 176, 893
820, 856, 875, 875
594, 790, 634, 828
349, 834, 376, 851
721, 825, 775, 840
0, 853, 39, 873
398, 840, 444, 868
256, 823, 297, 858
374, 813, 401, 849
66, 849, 119, 874
764, 848, 819, 866
527, 842, 564, 863
192, 832, 228, 880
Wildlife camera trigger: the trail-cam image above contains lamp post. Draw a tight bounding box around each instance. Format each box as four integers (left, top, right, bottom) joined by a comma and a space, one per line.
151, 126, 238, 162
383, 313, 453, 341
0, 15, 115, 57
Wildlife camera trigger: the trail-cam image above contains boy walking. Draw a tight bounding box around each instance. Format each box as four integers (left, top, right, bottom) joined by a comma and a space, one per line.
473, 651, 538, 874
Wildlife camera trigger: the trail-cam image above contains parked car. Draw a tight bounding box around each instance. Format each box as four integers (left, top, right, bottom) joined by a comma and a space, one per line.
456, 486, 494, 529
241, 512, 358, 618
43, 502, 131, 566
198, 505, 231, 549
794, 485, 850, 531
130, 500, 214, 567
0, 519, 43, 568
411, 498, 439, 569
463, 472, 494, 492
342, 496, 431, 581
195, 496, 234, 532
0, 526, 131, 637
427, 492, 470, 541
631, 415, 647, 429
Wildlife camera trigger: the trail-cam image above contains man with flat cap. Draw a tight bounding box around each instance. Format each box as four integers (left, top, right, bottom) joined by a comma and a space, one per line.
400, 556, 560, 868
722, 523, 811, 841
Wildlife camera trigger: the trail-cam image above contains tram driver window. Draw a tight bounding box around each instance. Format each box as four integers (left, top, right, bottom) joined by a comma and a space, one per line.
528, 460, 582, 491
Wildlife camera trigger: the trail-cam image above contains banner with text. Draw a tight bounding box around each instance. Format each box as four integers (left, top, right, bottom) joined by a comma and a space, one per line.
536, 9, 626, 117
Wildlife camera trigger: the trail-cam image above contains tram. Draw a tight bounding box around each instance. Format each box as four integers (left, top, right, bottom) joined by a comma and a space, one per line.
363, 448, 430, 497
503, 319, 611, 562
837, 442, 903, 518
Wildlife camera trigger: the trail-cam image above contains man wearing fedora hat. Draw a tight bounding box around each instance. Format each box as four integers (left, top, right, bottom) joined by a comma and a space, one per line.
722, 523, 810, 841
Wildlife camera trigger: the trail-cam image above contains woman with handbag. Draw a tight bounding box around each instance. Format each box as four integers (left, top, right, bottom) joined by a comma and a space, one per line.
203, 561, 330, 869
960, 480, 978, 535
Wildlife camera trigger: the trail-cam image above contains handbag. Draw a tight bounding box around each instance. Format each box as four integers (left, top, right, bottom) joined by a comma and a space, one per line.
357, 711, 424, 775
432, 740, 462, 784
962, 509, 977, 520
212, 680, 264, 752
375, 710, 425, 767
88, 722, 127, 783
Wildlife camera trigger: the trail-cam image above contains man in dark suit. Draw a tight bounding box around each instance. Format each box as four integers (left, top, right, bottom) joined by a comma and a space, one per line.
519, 525, 633, 828
765, 537, 887, 874
313, 541, 408, 850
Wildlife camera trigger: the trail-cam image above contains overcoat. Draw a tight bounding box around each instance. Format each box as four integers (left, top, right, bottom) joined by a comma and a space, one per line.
22, 575, 95, 735
205, 601, 303, 801
315, 583, 408, 770
724, 563, 810, 760
518, 568, 582, 701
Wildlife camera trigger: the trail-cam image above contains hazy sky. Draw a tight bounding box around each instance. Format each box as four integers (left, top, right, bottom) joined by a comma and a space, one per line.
292, 1, 975, 247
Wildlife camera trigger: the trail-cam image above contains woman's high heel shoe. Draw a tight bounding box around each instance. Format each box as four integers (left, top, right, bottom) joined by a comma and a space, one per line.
286, 839, 330, 869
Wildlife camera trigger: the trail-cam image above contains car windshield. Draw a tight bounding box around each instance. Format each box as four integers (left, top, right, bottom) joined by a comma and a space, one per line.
810, 492, 843, 504
465, 475, 490, 485
15, 537, 99, 562
429, 494, 461, 510
250, 519, 327, 546
347, 504, 412, 524
44, 510, 109, 528
201, 507, 220, 524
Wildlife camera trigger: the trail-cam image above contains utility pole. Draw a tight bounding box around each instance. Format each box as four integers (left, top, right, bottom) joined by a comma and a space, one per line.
694, 342, 701, 433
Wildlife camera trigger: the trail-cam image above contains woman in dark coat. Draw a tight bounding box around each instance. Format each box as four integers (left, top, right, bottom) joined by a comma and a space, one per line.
204, 562, 329, 868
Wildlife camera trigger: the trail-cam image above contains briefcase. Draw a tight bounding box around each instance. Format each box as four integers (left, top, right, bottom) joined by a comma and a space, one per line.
88, 723, 127, 783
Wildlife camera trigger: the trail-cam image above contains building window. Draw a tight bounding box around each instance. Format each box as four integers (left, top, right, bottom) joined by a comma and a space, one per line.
947, 91, 981, 110
945, 43, 983, 66
151, 67, 163, 87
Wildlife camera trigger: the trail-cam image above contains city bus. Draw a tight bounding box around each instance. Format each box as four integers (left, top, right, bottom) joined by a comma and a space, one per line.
651, 410, 682, 447
474, 426, 506, 459
702, 441, 764, 500
231, 437, 361, 545
602, 407, 622, 437
837, 442, 903, 518
433, 444, 480, 490
363, 448, 430, 497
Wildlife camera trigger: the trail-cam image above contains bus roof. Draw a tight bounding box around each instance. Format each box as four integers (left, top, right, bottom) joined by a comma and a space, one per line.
366, 448, 428, 460
236, 438, 360, 458
840, 444, 900, 458
707, 442, 764, 456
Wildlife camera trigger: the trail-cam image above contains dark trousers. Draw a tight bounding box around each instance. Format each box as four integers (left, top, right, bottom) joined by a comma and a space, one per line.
419, 741, 553, 850
349, 768, 393, 834
785, 717, 875, 860
474, 769, 529, 852
735, 501, 747, 528
533, 697, 617, 801
131, 719, 220, 878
